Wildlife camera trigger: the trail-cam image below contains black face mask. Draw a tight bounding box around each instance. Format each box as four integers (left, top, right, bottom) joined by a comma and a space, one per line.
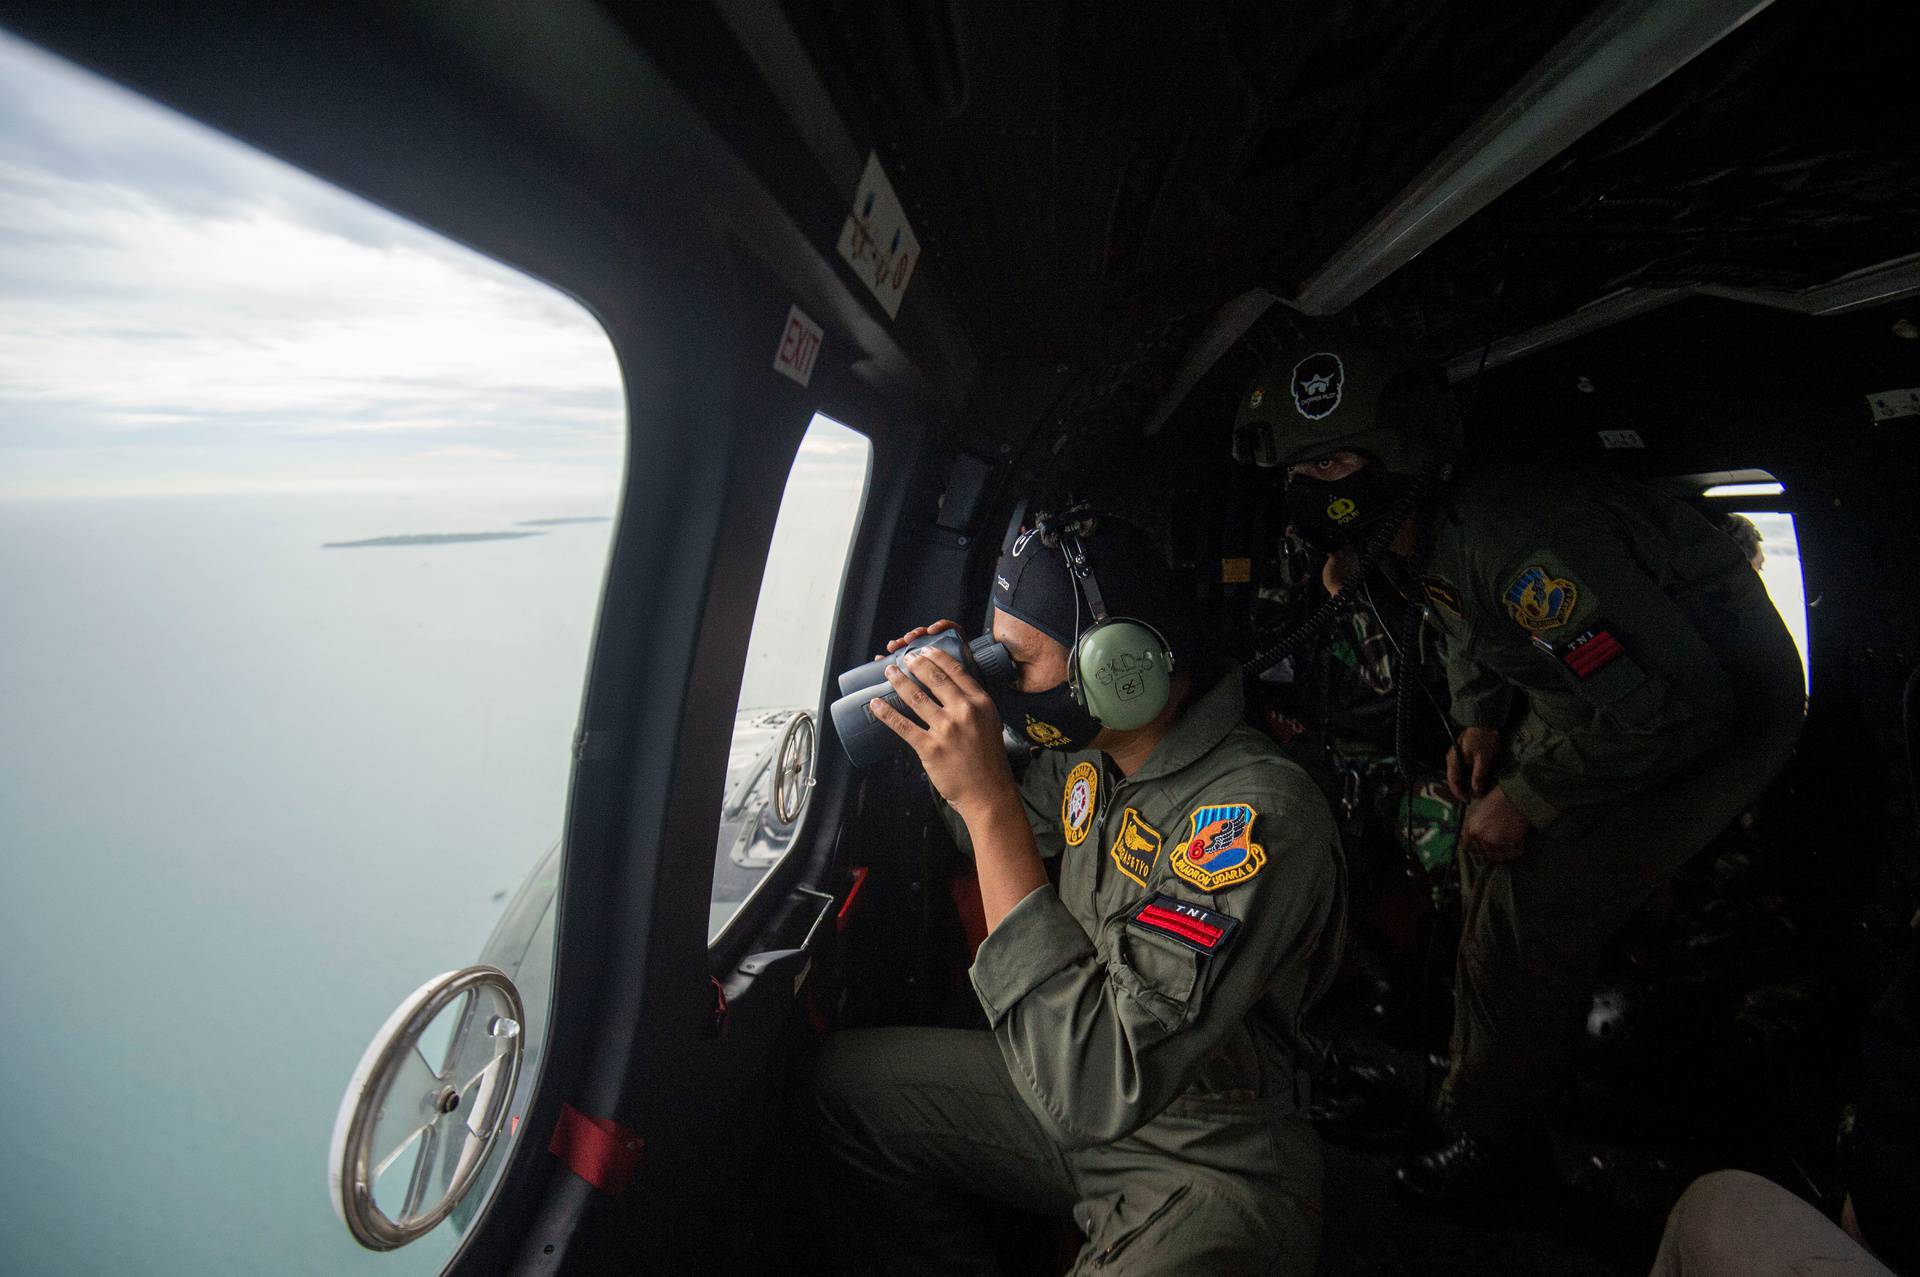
988, 679, 1103, 751
1284, 466, 1411, 553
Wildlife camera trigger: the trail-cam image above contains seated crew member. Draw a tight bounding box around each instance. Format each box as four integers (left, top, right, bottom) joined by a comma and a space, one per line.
1230, 337, 1806, 1211
810, 511, 1342, 1276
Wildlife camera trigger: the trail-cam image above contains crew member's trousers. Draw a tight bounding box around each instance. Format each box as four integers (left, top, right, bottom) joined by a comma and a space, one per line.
810, 1026, 1321, 1276
1439, 623, 1806, 1140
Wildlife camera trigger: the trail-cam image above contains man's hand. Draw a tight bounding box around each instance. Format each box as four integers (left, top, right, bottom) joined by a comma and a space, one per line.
1321, 547, 1360, 595
884, 618, 960, 654
868, 645, 1015, 818
1446, 726, 1501, 803
1461, 785, 1532, 862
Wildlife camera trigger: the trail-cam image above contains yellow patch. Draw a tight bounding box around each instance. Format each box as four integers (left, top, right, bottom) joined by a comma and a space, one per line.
1171, 803, 1266, 892
1109, 807, 1163, 887
1249, 386, 1265, 409
1504, 565, 1578, 632
1061, 761, 1099, 847
1024, 716, 1070, 748
1327, 496, 1359, 525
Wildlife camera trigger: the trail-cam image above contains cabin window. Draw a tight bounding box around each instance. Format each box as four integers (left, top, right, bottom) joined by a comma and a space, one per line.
0, 28, 620, 1274
1702, 481, 1812, 689
708, 414, 871, 944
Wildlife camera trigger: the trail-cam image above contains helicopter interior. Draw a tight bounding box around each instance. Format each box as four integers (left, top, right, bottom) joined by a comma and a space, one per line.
3, 0, 1916, 1273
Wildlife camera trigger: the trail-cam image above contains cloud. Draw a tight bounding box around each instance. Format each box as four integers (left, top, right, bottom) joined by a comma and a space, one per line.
0, 29, 625, 500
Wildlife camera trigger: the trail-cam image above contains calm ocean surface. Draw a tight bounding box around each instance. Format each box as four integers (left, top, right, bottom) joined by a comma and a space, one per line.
0, 492, 617, 1276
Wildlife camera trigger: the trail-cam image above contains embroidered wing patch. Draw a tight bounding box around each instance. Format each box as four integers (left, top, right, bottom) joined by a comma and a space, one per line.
1061, 761, 1098, 847
1171, 803, 1266, 891
1128, 892, 1239, 955
1505, 565, 1578, 632
1109, 807, 1163, 888
1421, 576, 1465, 618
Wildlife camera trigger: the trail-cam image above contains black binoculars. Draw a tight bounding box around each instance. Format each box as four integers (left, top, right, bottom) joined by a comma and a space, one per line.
829, 631, 1014, 767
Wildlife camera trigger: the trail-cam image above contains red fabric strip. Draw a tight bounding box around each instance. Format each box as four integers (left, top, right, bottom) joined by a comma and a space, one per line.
549, 1102, 643, 1195
1567, 634, 1622, 676
1138, 904, 1222, 947
836, 865, 872, 934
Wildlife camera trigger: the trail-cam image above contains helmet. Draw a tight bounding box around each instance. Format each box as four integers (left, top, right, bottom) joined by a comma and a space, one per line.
1233, 334, 1459, 475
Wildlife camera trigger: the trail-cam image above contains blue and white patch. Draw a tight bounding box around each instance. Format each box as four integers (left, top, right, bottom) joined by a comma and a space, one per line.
1291, 352, 1345, 420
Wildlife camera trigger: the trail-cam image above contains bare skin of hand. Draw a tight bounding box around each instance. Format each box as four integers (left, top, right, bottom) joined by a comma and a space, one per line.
1461, 785, 1532, 862
868, 645, 1046, 928
884, 618, 960, 655
1321, 547, 1359, 595
1447, 726, 1501, 802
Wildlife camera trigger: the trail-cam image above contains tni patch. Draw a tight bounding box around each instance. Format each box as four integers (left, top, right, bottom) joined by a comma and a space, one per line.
1505, 565, 1578, 632
1109, 807, 1163, 888
1061, 761, 1098, 847
1171, 803, 1266, 892
1128, 892, 1239, 956
1536, 626, 1624, 680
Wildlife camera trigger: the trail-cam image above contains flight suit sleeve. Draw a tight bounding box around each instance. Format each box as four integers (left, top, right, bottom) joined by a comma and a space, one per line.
933, 755, 1063, 859
1484, 543, 1737, 829
1439, 632, 1513, 729
967, 762, 1338, 1148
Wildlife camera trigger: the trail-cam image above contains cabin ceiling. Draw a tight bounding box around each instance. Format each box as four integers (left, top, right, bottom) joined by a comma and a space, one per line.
761, 0, 1919, 430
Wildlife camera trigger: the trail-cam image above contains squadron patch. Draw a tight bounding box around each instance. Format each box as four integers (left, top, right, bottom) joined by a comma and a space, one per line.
1171, 803, 1266, 892
1290, 352, 1345, 420
1061, 761, 1099, 847
1421, 576, 1465, 618
1505, 565, 1578, 632
1024, 716, 1070, 748
1127, 892, 1239, 956
1109, 807, 1163, 888
1248, 386, 1265, 410
1327, 496, 1360, 525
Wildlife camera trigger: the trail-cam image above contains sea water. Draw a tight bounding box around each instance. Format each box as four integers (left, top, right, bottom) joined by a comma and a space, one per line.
0, 491, 617, 1276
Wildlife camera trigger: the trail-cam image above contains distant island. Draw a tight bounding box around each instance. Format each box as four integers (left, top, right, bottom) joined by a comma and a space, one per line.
516, 516, 613, 527
322, 532, 545, 549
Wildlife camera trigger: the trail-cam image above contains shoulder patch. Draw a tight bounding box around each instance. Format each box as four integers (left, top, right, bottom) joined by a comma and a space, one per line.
1421, 576, 1465, 618
1127, 892, 1239, 955
1171, 803, 1266, 892
1109, 806, 1163, 888
1505, 564, 1578, 632
1061, 761, 1098, 847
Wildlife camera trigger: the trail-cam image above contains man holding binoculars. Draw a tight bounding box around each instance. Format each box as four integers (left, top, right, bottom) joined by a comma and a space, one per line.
811, 510, 1342, 1276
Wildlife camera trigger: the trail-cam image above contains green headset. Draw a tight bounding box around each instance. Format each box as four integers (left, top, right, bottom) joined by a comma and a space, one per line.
1033, 510, 1177, 732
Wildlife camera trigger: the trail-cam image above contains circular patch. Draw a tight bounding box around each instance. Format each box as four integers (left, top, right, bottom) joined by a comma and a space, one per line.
1249, 386, 1265, 409
1327, 496, 1359, 525
1061, 761, 1098, 847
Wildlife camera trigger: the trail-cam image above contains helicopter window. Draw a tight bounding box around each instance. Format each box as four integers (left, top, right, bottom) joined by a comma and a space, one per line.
708, 413, 871, 944
1702, 480, 1811, 689
0, 27, 621, 1275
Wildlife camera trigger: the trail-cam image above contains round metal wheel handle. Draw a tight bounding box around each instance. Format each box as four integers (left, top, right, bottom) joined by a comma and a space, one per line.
773, 711, 817, 825
329, 966, 525, 1251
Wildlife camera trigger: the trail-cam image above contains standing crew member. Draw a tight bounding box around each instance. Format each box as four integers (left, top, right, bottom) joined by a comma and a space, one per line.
811, 511, 1341, 1275
1231, 336, 1806, 1210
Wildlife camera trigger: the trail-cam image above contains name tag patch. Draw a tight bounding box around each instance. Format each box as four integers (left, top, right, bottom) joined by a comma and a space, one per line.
1127, 893, 1239, 956
1533, 625, 1624, 680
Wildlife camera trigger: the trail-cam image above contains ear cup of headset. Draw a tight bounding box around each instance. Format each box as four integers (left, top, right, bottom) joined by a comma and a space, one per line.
1073, 619, 1174, 731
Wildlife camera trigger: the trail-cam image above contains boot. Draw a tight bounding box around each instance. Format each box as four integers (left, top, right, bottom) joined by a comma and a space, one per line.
1393, 1131, 1560, 1215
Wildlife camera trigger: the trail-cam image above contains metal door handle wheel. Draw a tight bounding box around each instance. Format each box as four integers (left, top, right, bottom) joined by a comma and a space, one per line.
329, 966, 525, 1250
773, 710, 817, 825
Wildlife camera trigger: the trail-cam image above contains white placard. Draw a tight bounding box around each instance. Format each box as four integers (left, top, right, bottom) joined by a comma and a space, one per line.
836, 153, 920, 319
773, 304, 824, 387
1867, 387, 1920, 422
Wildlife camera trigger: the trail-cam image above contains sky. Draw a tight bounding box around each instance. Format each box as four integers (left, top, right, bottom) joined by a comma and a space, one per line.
0, 27, 626, 501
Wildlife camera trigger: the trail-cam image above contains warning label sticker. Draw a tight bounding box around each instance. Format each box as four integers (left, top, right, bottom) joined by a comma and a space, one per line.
836, 153, 920, 319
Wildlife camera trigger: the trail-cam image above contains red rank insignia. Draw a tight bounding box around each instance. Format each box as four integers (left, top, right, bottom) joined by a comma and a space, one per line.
1126, 892, 1239, 956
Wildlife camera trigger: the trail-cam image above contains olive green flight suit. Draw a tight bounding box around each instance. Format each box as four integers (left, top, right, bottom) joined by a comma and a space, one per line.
812, 672, 1342, 1275
1417, 461, 1806, 1139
